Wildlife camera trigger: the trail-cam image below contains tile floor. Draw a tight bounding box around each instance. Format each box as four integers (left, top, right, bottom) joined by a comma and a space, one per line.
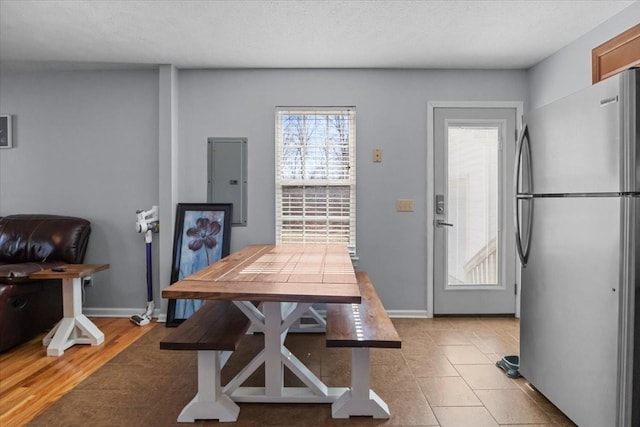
222, 316, 577, 426
30, 317, 578, 426
354, 317, 576, 426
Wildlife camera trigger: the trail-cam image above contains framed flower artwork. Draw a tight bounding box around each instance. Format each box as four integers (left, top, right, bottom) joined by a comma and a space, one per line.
166, 203, 233, 327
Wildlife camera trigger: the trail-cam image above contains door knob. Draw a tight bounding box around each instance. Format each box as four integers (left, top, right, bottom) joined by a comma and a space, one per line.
436, 220, 453, 227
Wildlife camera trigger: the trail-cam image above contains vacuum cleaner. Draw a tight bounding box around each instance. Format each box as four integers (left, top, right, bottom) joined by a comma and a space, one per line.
130, 206, 159, 326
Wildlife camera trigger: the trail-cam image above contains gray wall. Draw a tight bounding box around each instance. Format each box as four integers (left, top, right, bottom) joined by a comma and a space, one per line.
178, 69, 528, 312
0, 69, 160, 312
527, 2, 640, 109
0, 67, 526, 314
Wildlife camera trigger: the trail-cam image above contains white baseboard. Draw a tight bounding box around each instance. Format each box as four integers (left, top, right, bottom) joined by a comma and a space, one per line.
83, 307, 163, 320
386, 310, 429, 318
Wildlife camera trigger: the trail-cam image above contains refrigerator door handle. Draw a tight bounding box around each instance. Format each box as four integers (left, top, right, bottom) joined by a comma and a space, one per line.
514, 124, 532, 266
513, 123, 532, 195
514, 198, 532, 267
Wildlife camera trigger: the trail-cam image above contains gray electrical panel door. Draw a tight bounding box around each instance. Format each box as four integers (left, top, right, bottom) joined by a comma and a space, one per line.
207, 137, 247, 226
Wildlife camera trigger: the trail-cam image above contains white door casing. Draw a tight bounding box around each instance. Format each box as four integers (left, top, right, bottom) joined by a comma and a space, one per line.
426, 102, 523, 317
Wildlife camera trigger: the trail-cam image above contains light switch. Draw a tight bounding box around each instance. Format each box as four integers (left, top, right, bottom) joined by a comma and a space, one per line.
373, 149, 382, 163
396, 199, 415, 212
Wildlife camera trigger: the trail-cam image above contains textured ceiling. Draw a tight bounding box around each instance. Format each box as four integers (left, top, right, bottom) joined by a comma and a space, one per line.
0, 0, 636, 70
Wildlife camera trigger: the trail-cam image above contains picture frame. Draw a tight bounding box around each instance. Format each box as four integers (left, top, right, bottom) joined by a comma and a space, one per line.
0, 115, 12, 148
165, 203, 233, 327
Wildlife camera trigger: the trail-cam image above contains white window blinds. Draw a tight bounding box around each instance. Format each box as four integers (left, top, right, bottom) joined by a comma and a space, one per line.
275, 107, 356, 254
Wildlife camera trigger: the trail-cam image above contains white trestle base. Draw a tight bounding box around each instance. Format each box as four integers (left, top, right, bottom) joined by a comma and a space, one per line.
226, 301, 346, 403
230, 387, 349, 403
42, 277, 104, 356
178, 350, 240, 423
331, 347, 391, 419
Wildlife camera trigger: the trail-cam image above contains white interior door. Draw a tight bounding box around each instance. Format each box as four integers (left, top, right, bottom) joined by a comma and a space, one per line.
433, 107, 517, 314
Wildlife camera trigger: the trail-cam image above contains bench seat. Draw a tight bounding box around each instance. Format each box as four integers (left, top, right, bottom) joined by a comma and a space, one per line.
160, 300, 251, 423
160, 300, 250, 352
325, 271, 401, 419
326, 271, 401, 349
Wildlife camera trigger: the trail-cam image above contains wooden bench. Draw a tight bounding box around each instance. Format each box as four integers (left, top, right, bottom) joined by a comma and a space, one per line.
326, 271, 401, 419
160, 300, 251, 423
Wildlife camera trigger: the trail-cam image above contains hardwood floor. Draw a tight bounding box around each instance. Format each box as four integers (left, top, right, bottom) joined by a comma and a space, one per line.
0, 318, 155, 427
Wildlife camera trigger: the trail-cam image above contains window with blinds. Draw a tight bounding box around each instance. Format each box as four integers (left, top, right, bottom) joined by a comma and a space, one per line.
275, 107, 356, 254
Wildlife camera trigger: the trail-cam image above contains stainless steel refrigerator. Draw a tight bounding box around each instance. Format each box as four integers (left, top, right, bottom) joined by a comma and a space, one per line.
515, 68, 639, 427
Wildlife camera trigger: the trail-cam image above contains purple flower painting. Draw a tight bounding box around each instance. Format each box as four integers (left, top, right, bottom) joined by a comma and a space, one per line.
174, 210, 225, 319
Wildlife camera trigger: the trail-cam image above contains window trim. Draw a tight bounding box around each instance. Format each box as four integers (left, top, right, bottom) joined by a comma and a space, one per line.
275, 106, 357, 254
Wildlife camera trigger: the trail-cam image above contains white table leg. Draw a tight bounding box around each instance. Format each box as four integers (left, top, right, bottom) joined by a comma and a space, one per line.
263, 301, 284, 397
74, 314, 105, 344
42, 277, 104, 356
42, 318, 76, 356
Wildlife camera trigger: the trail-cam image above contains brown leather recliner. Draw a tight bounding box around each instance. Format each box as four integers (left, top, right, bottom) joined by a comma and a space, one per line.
0, 214, 91, 353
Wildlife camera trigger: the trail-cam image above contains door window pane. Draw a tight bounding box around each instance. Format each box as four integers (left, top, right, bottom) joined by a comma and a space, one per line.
447, 126, 499, 285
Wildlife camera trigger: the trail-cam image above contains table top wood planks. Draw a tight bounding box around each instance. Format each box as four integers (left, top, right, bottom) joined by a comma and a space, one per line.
162, 244, 361, 304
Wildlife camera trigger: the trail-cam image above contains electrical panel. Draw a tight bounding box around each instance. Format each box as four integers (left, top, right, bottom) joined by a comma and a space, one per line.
207, 137, 247, 226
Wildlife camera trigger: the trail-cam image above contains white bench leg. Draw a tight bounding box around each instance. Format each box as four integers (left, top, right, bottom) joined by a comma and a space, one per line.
331, 348, 391, 419
178, 350, 240, 423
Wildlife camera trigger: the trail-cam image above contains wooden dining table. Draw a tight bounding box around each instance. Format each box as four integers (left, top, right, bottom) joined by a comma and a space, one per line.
162, 244, 361, 403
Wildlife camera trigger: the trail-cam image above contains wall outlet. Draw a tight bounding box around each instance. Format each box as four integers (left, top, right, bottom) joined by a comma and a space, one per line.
373, 149, 382, 162
396, 199, 414, 212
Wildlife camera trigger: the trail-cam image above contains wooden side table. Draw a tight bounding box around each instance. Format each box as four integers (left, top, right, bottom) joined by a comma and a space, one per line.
30, 264, 109, 356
